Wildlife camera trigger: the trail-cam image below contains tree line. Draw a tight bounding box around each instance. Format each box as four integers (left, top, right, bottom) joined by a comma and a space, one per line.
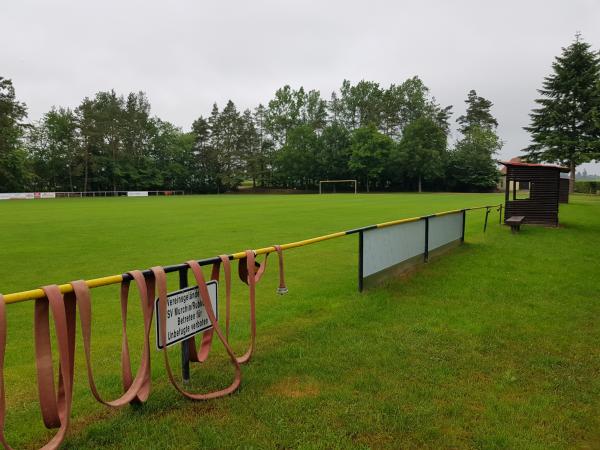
0, 76, 502, 193
4, 35, 600, 195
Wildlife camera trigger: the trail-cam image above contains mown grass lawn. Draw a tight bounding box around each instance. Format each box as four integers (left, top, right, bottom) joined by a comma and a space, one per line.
0, 193, 598, 449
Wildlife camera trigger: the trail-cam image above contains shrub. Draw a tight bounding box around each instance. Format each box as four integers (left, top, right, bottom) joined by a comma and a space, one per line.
574, 181, 600, 194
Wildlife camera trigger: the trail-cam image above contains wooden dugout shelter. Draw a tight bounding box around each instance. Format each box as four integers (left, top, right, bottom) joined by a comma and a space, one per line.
501, 161, 570, 226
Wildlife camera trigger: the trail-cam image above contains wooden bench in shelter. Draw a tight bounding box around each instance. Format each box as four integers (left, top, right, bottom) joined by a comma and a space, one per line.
505, 215, 525, 233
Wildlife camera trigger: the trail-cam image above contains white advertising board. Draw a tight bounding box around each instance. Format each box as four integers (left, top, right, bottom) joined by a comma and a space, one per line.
155, 282, 218, 349
127, 191, 149, 197
362, 220, 426, 278
427, 212, 464, 251
0, 193, 35, 200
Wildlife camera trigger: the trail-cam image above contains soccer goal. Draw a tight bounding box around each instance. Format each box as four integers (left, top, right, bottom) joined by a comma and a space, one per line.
319, 179, 358, 194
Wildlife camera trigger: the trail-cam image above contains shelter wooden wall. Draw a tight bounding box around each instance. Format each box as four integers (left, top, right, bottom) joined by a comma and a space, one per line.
504, 166, 560, 225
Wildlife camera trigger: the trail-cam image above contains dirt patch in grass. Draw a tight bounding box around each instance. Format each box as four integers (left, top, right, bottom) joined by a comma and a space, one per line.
267, 376, 321, 398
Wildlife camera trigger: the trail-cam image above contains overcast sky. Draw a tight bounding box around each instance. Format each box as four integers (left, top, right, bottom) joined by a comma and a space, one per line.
2, 0, 600, 172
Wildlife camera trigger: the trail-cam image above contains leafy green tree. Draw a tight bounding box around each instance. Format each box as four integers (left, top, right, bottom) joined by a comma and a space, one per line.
318, 124, 352, 180
151, 119, 194, 190
253, 104, 274, 187
92, 90, 125, 191
72, 90, 160, 191
330, 80, 384, 130
265, 86, 326, 147
275, 125, 320, 189
192, 112, 218, 192
240, 109, 261, 187
0, 77, 31, 191
447, 126, 501, 192
28, 107, 79, 191
265, 86, 297, 147
397, 117, 447, 192
381, 77, 436, 138
348, 125, 393, 192
74, 92, 120, 191
524, 34, 600, 191
448, 90, 502, 192
216, 100, 245, 191
120, 92, 156, 189
207, 100, 246, 192
74, 98, 92, 191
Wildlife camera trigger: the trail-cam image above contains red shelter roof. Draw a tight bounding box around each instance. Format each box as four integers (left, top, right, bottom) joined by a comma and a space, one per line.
500, 160, 570, 173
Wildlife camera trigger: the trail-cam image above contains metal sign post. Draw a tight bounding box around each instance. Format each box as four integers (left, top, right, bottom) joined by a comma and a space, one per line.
179, 268, 190, 384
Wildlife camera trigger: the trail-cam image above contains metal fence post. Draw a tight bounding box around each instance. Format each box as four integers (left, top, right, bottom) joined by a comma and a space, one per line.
424, 217, 430, 262
483, 207, 490, 233
179, 268, 190, 384
358, 231, 364, 292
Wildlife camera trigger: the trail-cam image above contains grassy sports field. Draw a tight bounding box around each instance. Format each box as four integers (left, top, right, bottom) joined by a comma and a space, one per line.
0, 193, 598, 449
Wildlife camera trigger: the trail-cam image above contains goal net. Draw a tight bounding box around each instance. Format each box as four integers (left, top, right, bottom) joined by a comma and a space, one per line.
319, 180, 357, 194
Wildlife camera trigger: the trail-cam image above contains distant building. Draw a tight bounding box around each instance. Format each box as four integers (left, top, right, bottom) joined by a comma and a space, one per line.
498, 156, 525, 191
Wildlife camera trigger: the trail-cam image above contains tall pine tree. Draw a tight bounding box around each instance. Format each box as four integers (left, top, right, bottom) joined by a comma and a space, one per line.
449, 90, 502, 192
457, 90, 498, 133
524, 34, 600, 191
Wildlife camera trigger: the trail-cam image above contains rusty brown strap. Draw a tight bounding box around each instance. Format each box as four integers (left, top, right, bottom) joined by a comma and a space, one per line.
237, 251, 268, 285
70, 271, 153, 407
152, 264, 241, 400
35, 285, 77, 449
187, 256, 229, 363
232, 248, 287, 364
234, 250, 261, 364
0, 294, 21, 450
0, 287, 76, 450
0, 285, 75, 450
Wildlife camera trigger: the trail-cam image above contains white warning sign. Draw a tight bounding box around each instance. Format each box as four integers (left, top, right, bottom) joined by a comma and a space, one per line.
155, 282, 218, 349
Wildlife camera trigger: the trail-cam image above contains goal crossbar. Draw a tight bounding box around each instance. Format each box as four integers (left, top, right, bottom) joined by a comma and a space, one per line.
319, 179, 357, 194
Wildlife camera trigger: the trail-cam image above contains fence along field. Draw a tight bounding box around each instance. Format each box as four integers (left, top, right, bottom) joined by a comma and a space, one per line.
0, 190, 184, 200
0, 194, 596, 450
0, 194, 499, 448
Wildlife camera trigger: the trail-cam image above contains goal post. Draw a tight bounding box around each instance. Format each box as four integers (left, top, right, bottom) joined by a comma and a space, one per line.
319, 179, 358, 194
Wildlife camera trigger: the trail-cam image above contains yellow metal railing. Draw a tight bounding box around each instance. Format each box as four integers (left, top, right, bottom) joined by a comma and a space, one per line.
2, 204, 500, 305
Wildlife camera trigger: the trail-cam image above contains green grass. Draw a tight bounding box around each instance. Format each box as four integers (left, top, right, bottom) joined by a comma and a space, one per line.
0, 193, 598, 449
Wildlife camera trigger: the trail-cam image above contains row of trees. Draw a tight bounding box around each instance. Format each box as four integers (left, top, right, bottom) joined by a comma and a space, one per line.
1, 76, 502, 193
3, 35, 598, 195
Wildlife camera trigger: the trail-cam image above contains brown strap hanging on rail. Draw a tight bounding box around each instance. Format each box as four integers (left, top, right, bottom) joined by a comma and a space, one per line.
70, 271, 153, 407
0, 287, 76, 450
152, 263, 241, 400
35, 285, 76, 449
187, 255, 229, 363
231, 247, 287, 364
238, 251, 268, 285
234, 250, 263, 364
